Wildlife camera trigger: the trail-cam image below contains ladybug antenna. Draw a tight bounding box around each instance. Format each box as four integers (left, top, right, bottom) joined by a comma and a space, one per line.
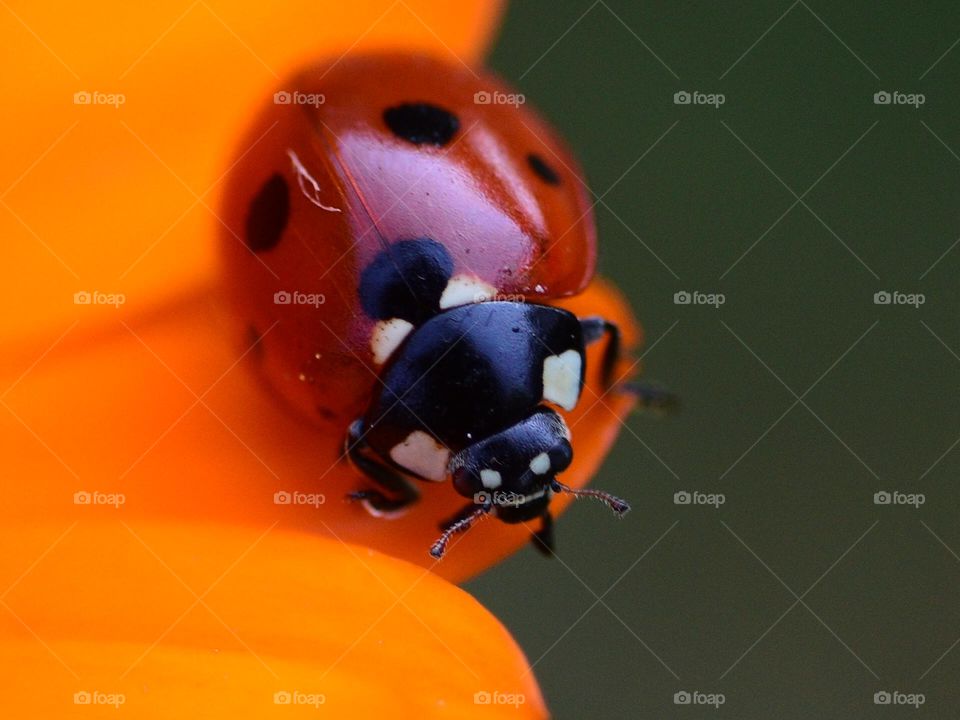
551, 480, 631, 517
429, 505, 490, 559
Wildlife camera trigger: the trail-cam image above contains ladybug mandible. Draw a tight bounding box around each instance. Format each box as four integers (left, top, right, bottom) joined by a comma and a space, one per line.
220, 53, 653, 558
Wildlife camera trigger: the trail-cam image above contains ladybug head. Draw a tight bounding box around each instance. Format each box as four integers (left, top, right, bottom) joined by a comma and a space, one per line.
431, 408, 629, 557
449, 408, 572, 517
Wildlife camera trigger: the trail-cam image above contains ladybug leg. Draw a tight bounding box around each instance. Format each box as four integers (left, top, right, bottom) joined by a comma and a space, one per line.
530, 510, 555, 557
582, 317, 679, 411
580, 316, 621, 389
623, 381, 679, 412
345, 421, 420, 517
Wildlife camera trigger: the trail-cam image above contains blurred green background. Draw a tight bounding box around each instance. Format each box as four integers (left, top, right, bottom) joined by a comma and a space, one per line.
466, 1, 960, 717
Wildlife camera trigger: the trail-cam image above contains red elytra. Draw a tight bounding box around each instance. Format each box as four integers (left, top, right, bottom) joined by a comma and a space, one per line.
219, 53, 599, 427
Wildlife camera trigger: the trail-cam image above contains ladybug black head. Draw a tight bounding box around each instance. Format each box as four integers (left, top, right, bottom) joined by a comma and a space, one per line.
429, 407, 630, 558
449, 408, 572, 522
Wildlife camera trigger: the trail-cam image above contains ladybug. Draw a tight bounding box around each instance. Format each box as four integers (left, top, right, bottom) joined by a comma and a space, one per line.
220, 53, 666, 558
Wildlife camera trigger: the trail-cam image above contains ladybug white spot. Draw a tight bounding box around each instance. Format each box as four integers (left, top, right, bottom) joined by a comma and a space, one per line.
371, 318, 414, 365
529, 452, 551, 475
479, 468, 502, 489
439, 274, 497, 309
389, 431, 450, 481
542, 349, 582, 411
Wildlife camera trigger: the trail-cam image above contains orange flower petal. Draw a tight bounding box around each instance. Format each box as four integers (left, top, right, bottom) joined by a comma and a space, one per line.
0, 521, 546, 718
0, 277, 637, 581
2, 0, 641, 581
1, 0, 504, 339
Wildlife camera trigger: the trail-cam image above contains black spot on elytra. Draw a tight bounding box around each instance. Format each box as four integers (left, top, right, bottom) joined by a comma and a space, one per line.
317, 405, 336, 421
246, 174, 289, 251
527, 153, 561, 186
359, 239, 454, 324
383, 103, 459, 146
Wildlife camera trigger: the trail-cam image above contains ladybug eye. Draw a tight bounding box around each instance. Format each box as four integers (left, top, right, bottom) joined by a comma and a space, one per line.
526, 153, 561, 186
359, 238, 454, 325
383, 102, 460, 146
245, 174, 289, 252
